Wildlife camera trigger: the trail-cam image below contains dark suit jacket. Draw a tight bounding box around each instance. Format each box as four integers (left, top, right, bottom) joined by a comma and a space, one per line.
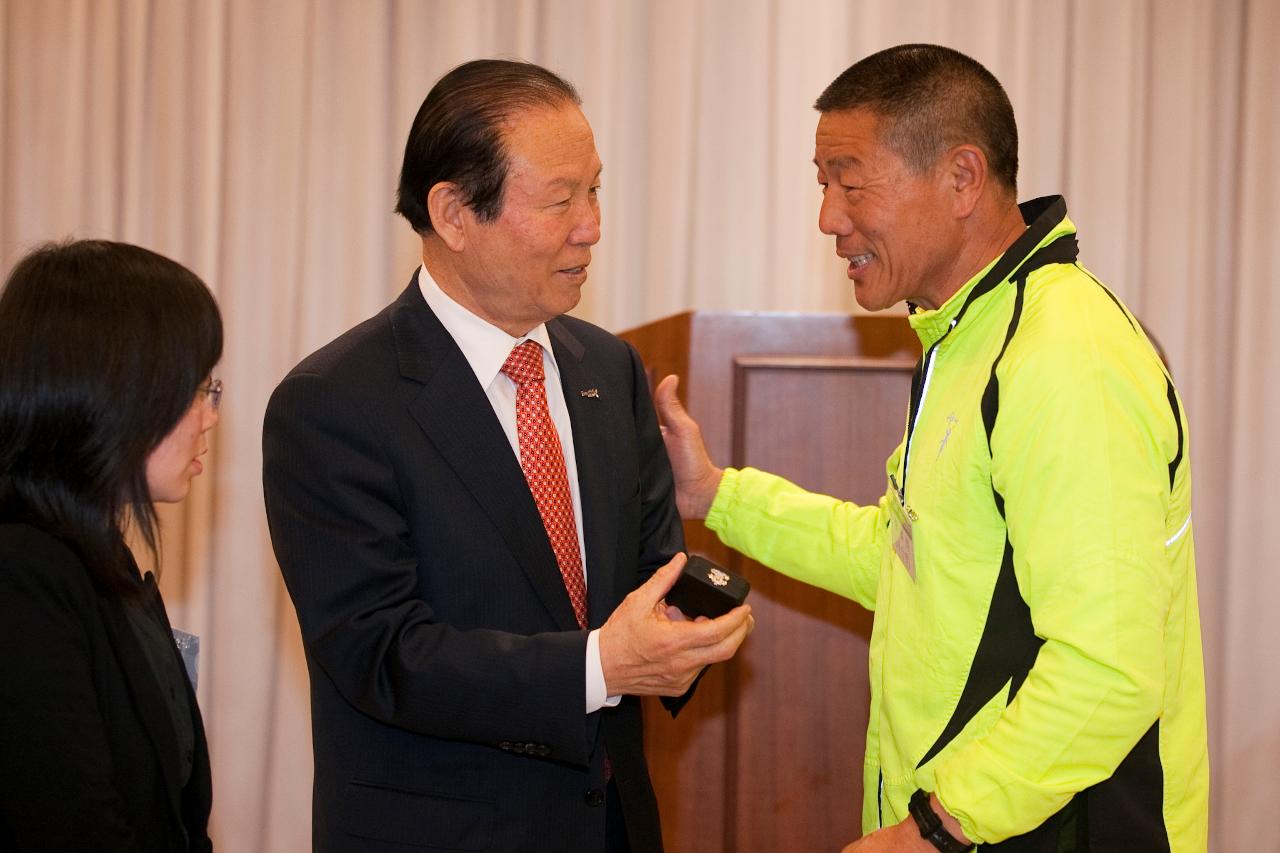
262, 277, 685, 852
0, 522, 214, 852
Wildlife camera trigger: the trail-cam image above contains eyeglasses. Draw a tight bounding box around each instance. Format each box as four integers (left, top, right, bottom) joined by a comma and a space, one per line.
199, 378, 223, 412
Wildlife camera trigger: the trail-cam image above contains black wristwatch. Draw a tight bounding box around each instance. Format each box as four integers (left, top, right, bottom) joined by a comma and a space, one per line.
908, 789, 974, 852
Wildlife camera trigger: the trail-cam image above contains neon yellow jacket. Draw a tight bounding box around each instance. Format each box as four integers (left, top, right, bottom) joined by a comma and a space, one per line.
705, 197, 1208, 850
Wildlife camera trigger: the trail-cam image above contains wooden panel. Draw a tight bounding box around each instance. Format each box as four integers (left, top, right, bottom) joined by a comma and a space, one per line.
726, 357, 912, 851
620, 312, 919, 852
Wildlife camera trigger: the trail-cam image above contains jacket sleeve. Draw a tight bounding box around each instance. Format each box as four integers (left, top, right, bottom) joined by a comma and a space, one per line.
0, 542, 142, 852
262, 370, 593, 765
704, 464, 889, 612
933, 314, 1178, 843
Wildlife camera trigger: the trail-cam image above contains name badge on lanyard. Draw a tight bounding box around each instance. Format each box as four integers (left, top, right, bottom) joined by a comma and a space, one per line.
887, 474, 919, 581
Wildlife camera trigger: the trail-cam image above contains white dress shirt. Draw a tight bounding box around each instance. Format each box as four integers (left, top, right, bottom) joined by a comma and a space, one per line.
418, 267, 617, 713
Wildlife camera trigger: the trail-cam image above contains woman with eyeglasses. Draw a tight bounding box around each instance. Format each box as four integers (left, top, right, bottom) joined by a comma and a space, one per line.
0, 240, 221, 851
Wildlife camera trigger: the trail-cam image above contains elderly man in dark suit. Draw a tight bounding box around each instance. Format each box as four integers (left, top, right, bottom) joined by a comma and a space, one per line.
262, 59, 753, 853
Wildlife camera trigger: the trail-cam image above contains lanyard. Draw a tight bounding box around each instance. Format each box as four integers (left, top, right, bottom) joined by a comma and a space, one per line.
896, 226, 1079, 503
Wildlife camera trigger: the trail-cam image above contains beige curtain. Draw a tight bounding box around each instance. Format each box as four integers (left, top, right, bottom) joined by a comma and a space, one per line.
2, 1, 1275, 849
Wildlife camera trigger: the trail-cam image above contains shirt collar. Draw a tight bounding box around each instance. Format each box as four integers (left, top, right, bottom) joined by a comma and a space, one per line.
417, 265, 558, 388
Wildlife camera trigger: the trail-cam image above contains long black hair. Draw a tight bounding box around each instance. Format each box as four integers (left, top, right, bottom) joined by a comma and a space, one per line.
0, 240, 223, 594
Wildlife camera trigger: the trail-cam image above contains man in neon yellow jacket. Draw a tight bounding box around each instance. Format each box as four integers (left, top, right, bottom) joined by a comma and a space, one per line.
655, 44, 1208, 852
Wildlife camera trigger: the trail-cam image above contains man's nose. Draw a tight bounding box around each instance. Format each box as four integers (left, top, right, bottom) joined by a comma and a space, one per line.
817, 189, 851, 237
571, 202, 601, 246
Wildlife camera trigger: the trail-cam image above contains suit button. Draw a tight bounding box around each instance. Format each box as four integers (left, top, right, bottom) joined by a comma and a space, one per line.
536, 745, 551, 757
499, 741, 513, 751
584, 788, 605, 807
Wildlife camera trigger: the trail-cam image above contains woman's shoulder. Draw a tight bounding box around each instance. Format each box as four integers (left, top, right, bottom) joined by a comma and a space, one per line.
0, 522, 96, 602
0, 521, 82, 559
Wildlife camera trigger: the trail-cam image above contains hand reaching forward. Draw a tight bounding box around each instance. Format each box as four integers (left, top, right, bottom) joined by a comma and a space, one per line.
653, 375, 724, 519
599, 553, 753, 696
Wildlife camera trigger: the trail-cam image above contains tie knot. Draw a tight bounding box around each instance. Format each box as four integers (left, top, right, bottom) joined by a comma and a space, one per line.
501, 340, 545, 385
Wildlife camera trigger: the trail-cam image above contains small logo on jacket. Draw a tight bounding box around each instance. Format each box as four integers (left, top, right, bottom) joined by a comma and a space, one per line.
580, 388, 600, 398
936, 413, 958, 459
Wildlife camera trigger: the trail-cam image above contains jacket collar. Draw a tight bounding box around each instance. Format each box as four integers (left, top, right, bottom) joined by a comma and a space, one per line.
545, 321, 618, 628
909, 195, 1076, 349
96, 576, 188, 825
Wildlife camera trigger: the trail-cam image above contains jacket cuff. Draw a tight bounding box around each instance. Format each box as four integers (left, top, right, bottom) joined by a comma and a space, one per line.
704, 467, 741, 533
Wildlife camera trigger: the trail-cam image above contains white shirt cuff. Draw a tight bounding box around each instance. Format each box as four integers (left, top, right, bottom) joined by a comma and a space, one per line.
585, 629, 622, 712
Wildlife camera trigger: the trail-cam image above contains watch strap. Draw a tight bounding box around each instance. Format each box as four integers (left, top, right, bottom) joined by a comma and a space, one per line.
908, 789, 973, 853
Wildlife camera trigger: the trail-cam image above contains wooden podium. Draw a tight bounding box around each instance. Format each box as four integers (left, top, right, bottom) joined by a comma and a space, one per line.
619, 311, 920, 852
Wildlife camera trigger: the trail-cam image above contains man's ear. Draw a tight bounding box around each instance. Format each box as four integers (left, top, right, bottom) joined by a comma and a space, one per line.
946, 144, 987, 219
426, 182, 467, 252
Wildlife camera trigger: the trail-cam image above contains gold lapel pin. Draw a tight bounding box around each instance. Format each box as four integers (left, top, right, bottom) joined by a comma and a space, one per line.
580, 388, 600, 398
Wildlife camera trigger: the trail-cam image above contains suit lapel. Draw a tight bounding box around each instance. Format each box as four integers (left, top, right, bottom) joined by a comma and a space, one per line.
548, 320, 620, 629
96, 584, 185, 823
391, 280, 581, 631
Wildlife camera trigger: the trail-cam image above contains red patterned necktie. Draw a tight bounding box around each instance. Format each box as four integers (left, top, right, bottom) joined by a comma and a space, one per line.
501, 340, 589, 629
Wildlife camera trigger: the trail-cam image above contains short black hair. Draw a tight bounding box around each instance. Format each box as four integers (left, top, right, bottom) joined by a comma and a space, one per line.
815, 44, 1018, 193
395, 59, 582, 235
0, 240, 223, 594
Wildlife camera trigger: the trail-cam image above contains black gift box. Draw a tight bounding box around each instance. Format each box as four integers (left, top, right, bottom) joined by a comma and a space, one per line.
666, 555, 750, 619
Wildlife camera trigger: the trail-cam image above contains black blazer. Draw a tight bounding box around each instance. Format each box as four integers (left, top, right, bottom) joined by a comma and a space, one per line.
0, 522, 213, 852
263, 278, 685, 853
